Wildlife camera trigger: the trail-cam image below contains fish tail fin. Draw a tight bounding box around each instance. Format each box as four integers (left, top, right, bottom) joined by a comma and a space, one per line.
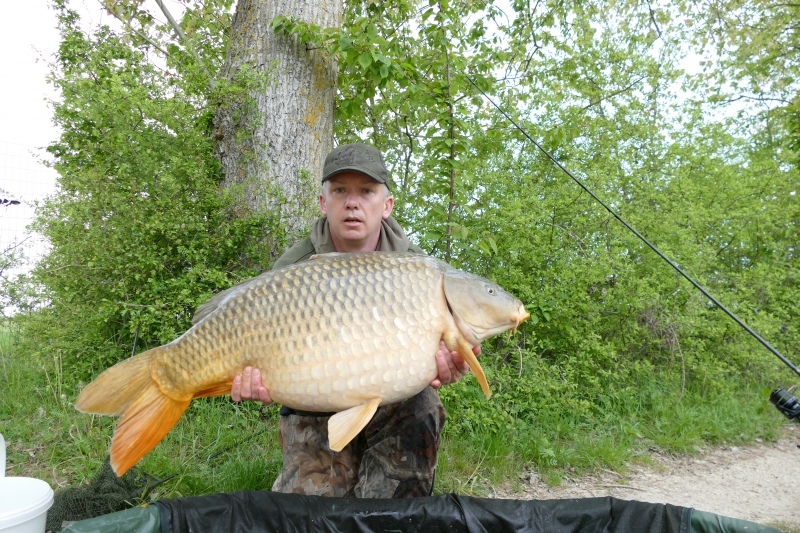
74, 346, 191, 476
109, 381, 190, 476
75, 346, 166, 415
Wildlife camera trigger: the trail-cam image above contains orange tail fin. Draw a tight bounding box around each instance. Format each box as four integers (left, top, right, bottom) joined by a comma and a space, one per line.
75, 346, 192, 476
109, 381, 190, 476
75, 347, 163, 416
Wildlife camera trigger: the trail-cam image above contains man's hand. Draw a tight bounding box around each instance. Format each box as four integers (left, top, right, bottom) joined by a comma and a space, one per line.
231, 366, 273, 405
430, 341, 481, 389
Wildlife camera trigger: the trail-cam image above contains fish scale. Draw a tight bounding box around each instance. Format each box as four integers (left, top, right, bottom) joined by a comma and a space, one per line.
154, 254, 445, 412
75, 252, 529, 475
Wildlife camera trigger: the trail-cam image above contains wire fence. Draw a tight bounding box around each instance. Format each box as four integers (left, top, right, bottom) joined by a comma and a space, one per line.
0, 139, 57, 282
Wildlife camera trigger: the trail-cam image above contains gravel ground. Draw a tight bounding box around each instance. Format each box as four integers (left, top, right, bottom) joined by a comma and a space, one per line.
499, 425, 800, 530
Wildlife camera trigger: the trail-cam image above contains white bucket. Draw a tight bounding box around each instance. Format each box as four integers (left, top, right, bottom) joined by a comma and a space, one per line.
0, 434, 54, 533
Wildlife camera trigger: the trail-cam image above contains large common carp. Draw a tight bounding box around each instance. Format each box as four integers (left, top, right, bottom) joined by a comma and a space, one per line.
75, 252, 529, 475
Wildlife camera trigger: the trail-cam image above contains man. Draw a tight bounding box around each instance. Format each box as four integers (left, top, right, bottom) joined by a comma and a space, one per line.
230, 143, 480, 498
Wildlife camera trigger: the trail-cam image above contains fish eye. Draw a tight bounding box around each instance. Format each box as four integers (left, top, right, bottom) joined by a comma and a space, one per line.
486, 286, 496, 295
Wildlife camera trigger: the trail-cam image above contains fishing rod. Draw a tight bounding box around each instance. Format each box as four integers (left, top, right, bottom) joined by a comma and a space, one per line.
462, 75, 800, 394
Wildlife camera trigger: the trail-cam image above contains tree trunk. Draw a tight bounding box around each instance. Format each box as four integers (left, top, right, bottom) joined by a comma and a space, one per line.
215, 0, 341, 250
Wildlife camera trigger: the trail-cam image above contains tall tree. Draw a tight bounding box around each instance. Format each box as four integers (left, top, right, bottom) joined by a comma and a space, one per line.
214, 0, 342, 244
105, 0, 341, 245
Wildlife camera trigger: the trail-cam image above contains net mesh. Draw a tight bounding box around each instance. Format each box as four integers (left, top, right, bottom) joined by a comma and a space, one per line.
46, 459, 166, 533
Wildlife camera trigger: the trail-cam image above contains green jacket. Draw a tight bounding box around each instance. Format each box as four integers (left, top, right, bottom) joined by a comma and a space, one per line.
272, 215, 425, 269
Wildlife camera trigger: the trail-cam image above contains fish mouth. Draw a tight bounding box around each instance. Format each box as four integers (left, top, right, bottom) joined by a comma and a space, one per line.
511, 304, 530, 333
504, 305, 530, 340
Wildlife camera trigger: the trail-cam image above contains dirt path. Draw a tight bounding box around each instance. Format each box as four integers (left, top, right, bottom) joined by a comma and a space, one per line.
498, 425, 800, 530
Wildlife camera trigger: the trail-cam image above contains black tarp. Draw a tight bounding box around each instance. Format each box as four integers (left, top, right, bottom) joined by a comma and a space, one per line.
156, 492, 690, 533
60, 492, 788, 533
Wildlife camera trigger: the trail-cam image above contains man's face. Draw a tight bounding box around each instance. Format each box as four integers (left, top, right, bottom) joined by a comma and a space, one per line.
319, 171, 394, 252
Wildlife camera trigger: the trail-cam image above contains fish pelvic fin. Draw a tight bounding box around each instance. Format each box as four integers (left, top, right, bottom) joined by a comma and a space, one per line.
328, 398, 382, 452
109, 381, 191, 476
75, 346, 167, 416
444, 331, 492, 399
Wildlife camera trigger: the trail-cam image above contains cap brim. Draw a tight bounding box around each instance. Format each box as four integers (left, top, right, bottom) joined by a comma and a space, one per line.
322, 168, 387, 185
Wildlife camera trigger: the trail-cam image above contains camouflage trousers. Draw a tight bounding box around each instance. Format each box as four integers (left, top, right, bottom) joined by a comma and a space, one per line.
271, 387, 446, 498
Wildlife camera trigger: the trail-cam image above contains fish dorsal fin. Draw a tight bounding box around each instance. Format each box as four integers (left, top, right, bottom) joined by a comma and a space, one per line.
191, 289, 234, 325
309, 252, 346, 261
191, 272, 272, 325
327, 398, 381, 452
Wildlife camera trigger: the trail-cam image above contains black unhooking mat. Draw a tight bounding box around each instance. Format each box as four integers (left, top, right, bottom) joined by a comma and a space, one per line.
155, 491, 690, 533
59, 491, 787, 533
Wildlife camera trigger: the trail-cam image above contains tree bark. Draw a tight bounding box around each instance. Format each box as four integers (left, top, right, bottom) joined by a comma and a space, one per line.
215, 0, 341, 248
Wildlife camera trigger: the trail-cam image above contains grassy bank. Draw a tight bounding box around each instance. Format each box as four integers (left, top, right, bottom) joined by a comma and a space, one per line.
436, 378, 786, 493
0, 322, 791, 500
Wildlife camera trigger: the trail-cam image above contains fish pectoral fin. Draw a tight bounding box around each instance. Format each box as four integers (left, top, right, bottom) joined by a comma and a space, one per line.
443, 331, 492, 400
110, 382, 191, 476
193, 380, 234, 399
327, 398, 382, 452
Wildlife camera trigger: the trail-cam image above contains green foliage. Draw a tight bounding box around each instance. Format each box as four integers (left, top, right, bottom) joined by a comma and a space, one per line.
789, 99, 800, 165
678, 0, 800, 171
10, 1, 283, 380
279, 0, 800, 422
4, 0, 798, 498
1, 240, 27, 319
680, 0, 799, 99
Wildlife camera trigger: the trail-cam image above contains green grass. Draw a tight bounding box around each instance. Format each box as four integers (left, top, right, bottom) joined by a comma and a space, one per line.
769, 523, 800, 533
435, 376, 788, 495
0, 321, 793, 503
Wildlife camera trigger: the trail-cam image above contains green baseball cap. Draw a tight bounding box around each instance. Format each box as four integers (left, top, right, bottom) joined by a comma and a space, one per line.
322, 143, 390, 189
